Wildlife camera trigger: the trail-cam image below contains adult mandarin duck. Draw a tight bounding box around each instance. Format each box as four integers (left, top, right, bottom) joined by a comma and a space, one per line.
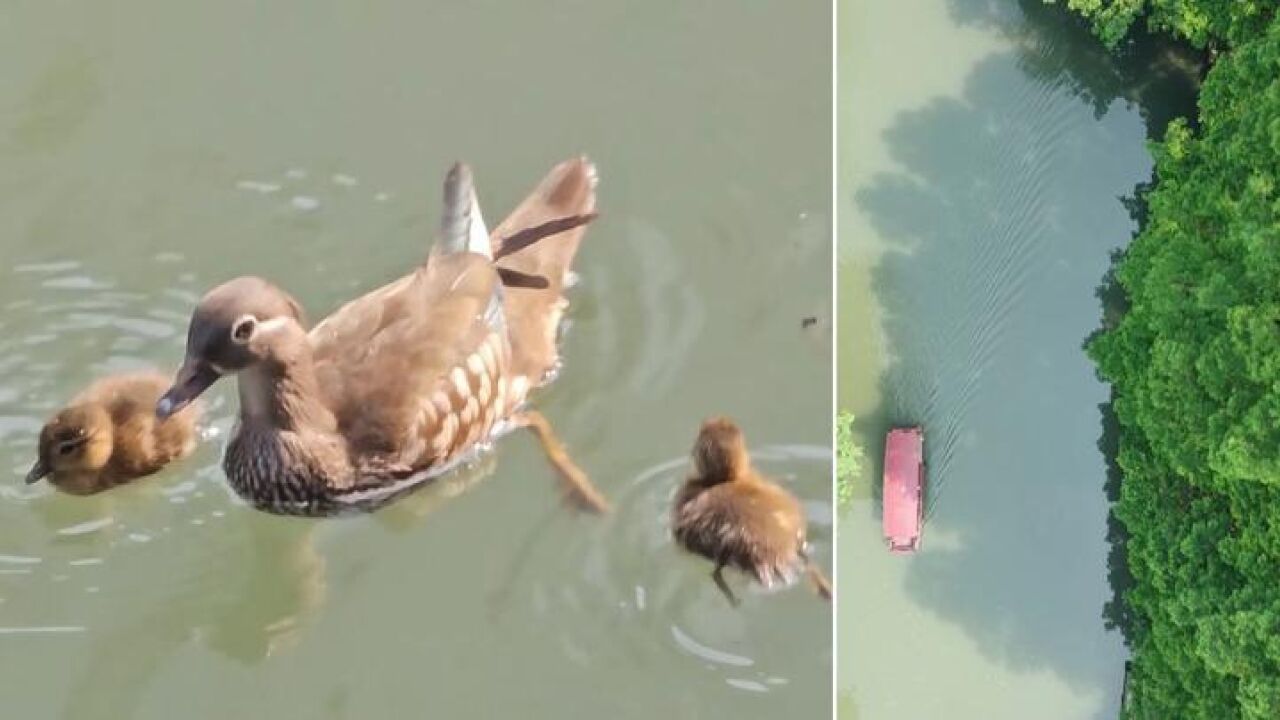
155, 159, 608, 516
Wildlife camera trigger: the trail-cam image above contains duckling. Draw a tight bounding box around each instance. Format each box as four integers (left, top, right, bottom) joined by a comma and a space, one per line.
154, 159, 609, 515
27, 371, 201, 495
672, 416, 832, 606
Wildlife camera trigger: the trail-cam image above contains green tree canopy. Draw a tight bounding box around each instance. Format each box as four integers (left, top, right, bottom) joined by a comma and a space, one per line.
1061, 0, 1274, 49
1087, 12, 1280, 718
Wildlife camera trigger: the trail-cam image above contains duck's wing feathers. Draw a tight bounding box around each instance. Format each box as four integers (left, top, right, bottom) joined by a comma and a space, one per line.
298, 159, 594, 475
308, 165, 506, 471
490, 157, 597, 386
313, 254, 503, 470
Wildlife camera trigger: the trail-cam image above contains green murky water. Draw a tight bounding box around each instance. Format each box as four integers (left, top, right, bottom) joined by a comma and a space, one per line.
837, 1, 1197, 718
0, 2, 831, 717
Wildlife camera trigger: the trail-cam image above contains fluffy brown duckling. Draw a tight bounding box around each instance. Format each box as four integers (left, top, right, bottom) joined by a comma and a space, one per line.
672, 417, 832, 606
27, 371, 201, 495
154, 159, 609, 516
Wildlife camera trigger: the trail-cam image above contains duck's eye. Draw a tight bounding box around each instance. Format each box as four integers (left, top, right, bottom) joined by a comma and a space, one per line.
57, 441, 77, 456
231, 316, 257, 345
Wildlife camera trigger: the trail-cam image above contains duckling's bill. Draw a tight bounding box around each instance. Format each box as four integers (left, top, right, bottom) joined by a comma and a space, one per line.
25, 458, 49, 484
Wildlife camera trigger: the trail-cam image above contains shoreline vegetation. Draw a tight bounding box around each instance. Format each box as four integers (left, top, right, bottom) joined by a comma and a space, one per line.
1064, 1, 1280, 716
836, 410, 863, 517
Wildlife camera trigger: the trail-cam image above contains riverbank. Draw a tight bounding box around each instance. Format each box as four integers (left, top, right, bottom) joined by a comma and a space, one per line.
1077, 3, 1280, 716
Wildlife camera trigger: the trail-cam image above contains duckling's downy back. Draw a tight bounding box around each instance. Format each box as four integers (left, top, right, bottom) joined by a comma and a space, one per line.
29, 371, 200, 495
673, 417, 809, 587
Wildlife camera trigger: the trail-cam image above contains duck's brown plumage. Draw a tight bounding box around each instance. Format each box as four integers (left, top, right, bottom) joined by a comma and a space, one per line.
157, 159, 607, 515
672, 417, 831, 605
28, 371, 200, 495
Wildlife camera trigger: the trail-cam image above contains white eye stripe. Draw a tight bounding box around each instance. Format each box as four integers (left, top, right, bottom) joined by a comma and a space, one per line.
229, 315, 291, 345
256, 317, 292, 333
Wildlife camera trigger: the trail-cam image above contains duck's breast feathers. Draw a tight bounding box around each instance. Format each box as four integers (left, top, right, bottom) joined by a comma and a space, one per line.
490, 157, 598, 384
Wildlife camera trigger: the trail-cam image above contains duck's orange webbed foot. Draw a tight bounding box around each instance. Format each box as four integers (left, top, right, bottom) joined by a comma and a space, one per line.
798, 548, 832, 601
806, 563, 833, 602
509, 410, 611, 514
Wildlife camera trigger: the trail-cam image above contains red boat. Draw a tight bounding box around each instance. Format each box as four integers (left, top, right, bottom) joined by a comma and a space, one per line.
883, 426, 924, 553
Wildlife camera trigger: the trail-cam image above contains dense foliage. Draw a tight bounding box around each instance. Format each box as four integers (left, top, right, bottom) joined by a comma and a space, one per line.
1062, 0, 1273, 49
836, 411, 862, 515
1084, 7, 1280, 718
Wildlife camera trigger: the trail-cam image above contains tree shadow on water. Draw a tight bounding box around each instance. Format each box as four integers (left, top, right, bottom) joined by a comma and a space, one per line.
855, 0, 1198, 708
948, 0, 1205, 138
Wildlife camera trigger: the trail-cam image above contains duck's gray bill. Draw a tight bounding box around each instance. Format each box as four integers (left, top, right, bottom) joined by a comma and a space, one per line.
25, 459, 49, 484
156, 361, 219, 419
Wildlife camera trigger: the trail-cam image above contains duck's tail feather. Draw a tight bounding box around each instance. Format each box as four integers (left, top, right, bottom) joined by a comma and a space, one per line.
497, 267, 551, 289
494, 212, 598, 261
490, 157, 598, 385
437, 162, 493, 259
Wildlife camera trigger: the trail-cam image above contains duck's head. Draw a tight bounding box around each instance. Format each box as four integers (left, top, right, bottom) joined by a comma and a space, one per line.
28, 404, 114, 487
691, 416, 752, 484
157, 276, 305, 419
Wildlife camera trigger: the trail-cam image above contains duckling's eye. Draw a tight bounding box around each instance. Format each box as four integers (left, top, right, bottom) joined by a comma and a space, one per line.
230, 316, 257, 345
57, 441, 77, 456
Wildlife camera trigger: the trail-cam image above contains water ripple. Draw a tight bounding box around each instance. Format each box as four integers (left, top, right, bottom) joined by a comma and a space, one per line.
873, 66, 1085, 517
493, 443, 830, 697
